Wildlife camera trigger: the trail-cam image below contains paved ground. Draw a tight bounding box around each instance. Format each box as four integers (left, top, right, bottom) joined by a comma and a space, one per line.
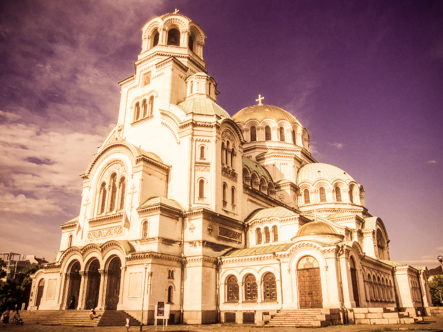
2, 317, 443, 332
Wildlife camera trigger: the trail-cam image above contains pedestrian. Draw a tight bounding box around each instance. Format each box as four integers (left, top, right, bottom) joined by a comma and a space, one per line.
68, 296, 76, 309
89, 308, 98, 320
1, 308, 10, 327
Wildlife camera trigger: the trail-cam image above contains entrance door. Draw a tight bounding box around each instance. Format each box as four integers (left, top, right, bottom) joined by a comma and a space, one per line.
297, 256, 322, 309
35, 279, 45, 308
350, 257, 360, 307
85, 259, 101, 309
105, 257, 121, 310
66, 261, 81, 309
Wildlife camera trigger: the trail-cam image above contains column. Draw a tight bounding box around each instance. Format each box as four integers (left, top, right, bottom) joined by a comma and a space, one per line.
257, 281, 262, 303
119, 266, 126, 305
97, 269, 106, 310
237, 282, 243, 304
77, 271, 86, 310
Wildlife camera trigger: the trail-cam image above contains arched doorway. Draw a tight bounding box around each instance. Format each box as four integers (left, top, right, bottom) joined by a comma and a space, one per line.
66, 261, 81, 309
35, 279, 45, 308
105, 256, 121, 310
297, 256, 322, 308
350, 257, 360, 307
85, 259, 101, 309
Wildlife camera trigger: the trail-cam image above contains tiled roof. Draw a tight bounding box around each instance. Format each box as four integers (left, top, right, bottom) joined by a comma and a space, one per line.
178, 97, 230, 119
223, 243, 293, 257
60, 216, 79, 227
242, 156, 273, 182
139, 196, 184, 211
245, 206, 298, 224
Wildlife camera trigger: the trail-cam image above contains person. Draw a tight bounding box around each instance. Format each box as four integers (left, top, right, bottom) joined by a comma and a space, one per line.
11, 310, 23, 325
68, 296, 76, 309
89, 308, 98, 320
1, 308, 10, 327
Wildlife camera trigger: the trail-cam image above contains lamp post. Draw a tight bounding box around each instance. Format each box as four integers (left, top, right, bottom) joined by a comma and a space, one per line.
140, 263, 148, 331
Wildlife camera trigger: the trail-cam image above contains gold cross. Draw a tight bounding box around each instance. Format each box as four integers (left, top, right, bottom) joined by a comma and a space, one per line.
256, 94, 264, 105
174, 8, 179, 14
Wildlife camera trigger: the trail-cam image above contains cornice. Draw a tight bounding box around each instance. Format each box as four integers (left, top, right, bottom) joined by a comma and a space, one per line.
136, 154, 171, 171
89, 212, 124, 226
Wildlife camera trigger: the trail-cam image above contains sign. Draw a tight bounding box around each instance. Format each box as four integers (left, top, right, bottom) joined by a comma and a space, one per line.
154, 302, 170, 330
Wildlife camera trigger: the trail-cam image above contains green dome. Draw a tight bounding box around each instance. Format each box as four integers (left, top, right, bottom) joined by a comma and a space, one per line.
178, 97, 230, 119
232, 104, 301, 125
296, 221, 339, 237
297, 163, 355, 185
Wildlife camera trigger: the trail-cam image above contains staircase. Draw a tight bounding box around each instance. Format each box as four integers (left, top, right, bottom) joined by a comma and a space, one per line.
267, 309, 341, 327
20, 310, 140, 326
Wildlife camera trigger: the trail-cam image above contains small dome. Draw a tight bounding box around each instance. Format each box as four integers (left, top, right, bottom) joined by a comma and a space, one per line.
297, 163, 355, 185
232, 104, 301, 125
178, 97, 230, 119
296, 221, 339, 237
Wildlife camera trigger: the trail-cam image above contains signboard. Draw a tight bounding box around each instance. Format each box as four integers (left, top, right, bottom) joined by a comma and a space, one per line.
154, 302, 170, 330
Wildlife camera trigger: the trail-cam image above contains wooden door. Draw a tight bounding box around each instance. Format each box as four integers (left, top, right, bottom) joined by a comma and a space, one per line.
35, 279, 45, 308
297, 256, 322, 309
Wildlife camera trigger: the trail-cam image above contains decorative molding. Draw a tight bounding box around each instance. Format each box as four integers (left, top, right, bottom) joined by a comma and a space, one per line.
218, 226, 242, 243
87, 226, 124, 240
222, 165, 238, 180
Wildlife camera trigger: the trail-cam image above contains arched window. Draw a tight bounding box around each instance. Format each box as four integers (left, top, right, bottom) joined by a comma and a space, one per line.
279, 127, 285, 142
265, 126, 271, 140
260, 178, 267, 193
135, 102, 140, 120
226, 141, 230, 167
263, 273, 277, 301
226, 275, 239, 302
292, 130, 296, 144
264, 227, 270, 243
167, 28, 180, 46
251, 173, 259, 189
349, 184, 355, 203
142, 99, 147, 117
167, 285, 173, 303
99, 182, 107, 214
118, 177, 126, 210
67, 234, 73, 248
142, 220, 148, 238
272, 225, 278, 242
152, 30, 159, 48
304, 189, 310, 204
335, 187, 342, 202
231, 186, 235, 207
222, 183, 227, 206
200, 145, 205, 159
250, 126, 257, 141
188, 35, 194, 52
256, 228, 262, 245
198, 179, 205, 198
244, 274, 257, 301
221, 142, 225, 165
108, 173, 117, 212
319, 187, 326, 202
190, 81, 193, 94
148, 96, 154, 115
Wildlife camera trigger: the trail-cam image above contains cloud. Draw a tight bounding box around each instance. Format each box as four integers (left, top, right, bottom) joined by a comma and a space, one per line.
428, 160, 437, 164
329, 142, 344, 149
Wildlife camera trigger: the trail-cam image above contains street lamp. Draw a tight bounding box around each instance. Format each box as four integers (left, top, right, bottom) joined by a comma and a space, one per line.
140, 263, 148, 331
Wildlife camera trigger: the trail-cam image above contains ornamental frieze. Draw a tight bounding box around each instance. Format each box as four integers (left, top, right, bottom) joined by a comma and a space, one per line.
218, 226, 242, 242
87, 226, 124, 240
222, 165, 238, 180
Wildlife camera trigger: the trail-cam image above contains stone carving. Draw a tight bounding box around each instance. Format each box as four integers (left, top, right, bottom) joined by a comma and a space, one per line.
195, 165, 210, 172
87, 226, 124, 240
103, 162, 126, 179
222, 165, 238, 180
219, 226, 242, 242
221, 130, 234, 142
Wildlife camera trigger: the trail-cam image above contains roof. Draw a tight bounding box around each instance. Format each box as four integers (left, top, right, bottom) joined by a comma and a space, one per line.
223, 243, 293, 257
297, 162, 355, 185
60, 216, 79, 227
139, 196, 185, 211
232, 104, 301, 125
362, 216, 378, 230
134, 147, 163, 163
296, 221, 339, 237
428, 265, 443, 276
178, 97, 230, 119
245, 206, 298, 224
243, 156, 273, 182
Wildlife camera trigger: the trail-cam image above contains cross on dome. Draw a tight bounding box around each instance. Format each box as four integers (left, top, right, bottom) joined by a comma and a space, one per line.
256, 94, 264, 105
174, 8, 179, 14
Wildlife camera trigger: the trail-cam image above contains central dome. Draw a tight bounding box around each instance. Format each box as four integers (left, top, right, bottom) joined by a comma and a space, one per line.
232, 104, 300, 125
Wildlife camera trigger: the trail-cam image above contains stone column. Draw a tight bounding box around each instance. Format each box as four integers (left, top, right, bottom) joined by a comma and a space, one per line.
57, 272, 67, 308
77, 271, 86, 310
97, 269, 106, 310
237, 282, 243, 304
119, 266, 126, 305
257, 281, 262, 303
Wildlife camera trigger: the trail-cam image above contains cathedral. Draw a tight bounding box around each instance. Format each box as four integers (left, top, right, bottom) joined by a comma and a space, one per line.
28, 12, 432, 326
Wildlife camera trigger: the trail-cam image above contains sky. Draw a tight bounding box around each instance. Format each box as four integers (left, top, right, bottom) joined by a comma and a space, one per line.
0, 0, 442, 268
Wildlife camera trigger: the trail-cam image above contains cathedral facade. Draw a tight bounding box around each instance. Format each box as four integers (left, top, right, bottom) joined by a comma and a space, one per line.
29, 12, 432, 325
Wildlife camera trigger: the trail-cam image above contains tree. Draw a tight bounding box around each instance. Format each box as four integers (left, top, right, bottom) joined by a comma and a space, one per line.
429, 275, 443, 306
0, 259, 6, 279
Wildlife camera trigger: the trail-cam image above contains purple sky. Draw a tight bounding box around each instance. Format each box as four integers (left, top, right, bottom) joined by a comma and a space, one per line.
0, 0, 442, 267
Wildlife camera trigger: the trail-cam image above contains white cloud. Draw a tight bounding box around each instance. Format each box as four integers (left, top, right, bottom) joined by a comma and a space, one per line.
428, 160, 437, 164
329, 142, 344, 149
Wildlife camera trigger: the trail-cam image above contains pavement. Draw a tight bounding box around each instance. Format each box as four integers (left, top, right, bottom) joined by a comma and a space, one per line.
2, 316, 443, 332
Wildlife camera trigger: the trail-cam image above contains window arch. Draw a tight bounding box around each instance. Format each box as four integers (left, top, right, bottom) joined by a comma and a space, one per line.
226, 141, 230, 167
142, 99, 147, 117
256, 228, 262, 245
222, 183, 228, 207
226, 275, 239, 302
221, 142, 225, 164
118, 177, 126, 210
151, 29, 159, 48
250, 126, 257, 141
279, 127, 285, 142
264, 226, 270, 243
335, 187, 342, 202
67, 234, 73, 248
167, 285, 174, 303
200, 145, 205, 159
349, 184, 355, 203
265, 126, 271, 140
304, 189, 310, 204
319, 187, 326, 202
99, 182, 107, 214
134, 102, 140, 121
231, 186, 235, 207
262, 273, 277, 301
142, 220, 148, 239
108, 173, 117, 212
272, 225, 278, 242
148, 96, 154, 116
259, 178, 267, 193
244, 274, 257, 301
167, 28, 180, 46
188, 35, 194, 52
292, 130, 296, 144
198, 179, 205, 198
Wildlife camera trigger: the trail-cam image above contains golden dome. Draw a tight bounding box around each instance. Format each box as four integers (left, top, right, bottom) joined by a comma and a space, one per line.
232, 104, 301, 125
296, 221, 339, 237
